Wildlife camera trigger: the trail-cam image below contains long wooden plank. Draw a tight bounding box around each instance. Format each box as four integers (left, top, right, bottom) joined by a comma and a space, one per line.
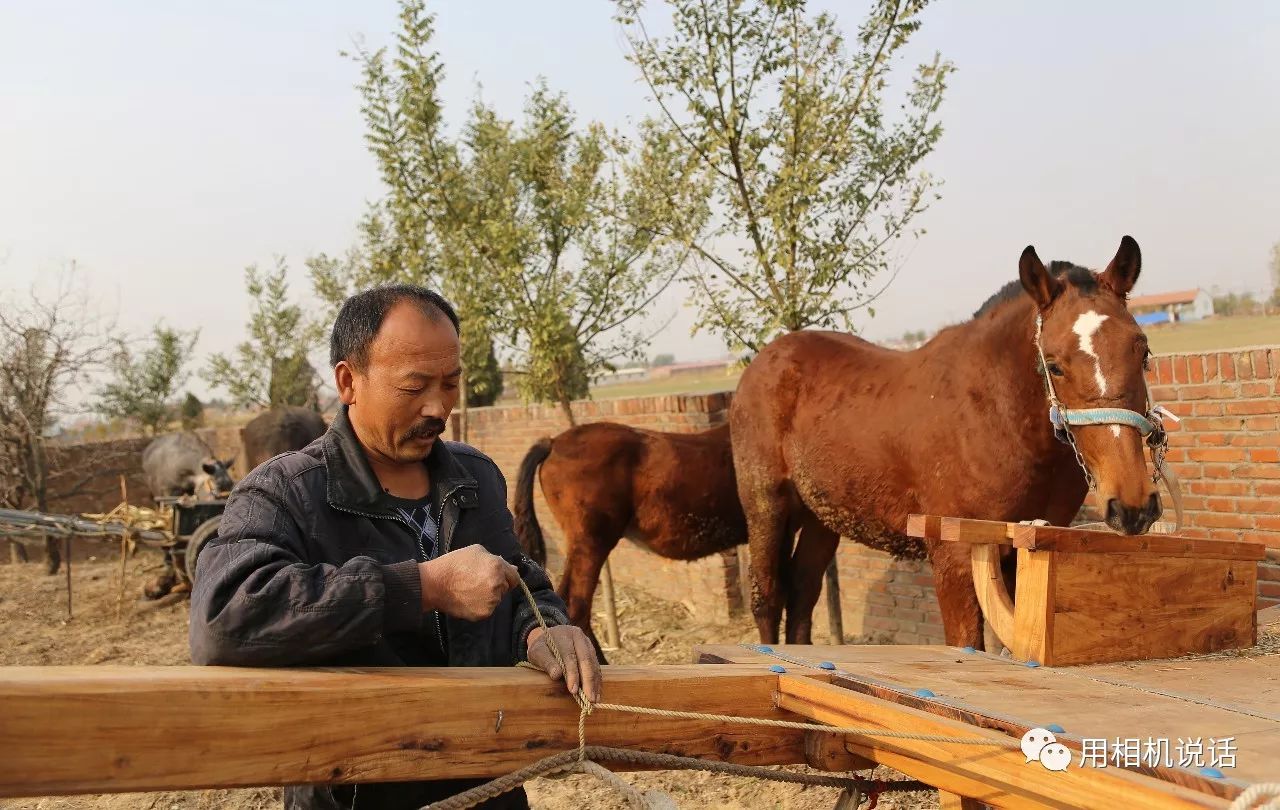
777, 674, 1228, 809
1011, 526, 1265, 561
0, 665, 809, 797
697, 644, 1275, 800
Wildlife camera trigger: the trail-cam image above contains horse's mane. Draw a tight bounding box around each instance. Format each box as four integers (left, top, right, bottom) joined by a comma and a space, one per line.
972, 261, 1098, 320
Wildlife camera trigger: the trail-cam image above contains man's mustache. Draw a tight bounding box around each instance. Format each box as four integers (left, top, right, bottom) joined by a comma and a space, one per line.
404, 418, 448, 440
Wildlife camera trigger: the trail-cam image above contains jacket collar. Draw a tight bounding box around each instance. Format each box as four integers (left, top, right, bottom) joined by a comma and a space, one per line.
323, 406, 477, 513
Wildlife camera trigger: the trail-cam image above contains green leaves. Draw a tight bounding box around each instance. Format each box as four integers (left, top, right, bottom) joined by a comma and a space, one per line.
617, 0, 952, 350
204, 259, 322, 409
95, 324, 198, 435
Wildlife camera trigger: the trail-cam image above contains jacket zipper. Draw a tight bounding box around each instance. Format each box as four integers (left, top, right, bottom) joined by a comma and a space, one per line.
329, 485, 466, 662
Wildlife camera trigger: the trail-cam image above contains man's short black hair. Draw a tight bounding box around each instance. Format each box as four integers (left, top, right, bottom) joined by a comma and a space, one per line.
329, 284, 461, 369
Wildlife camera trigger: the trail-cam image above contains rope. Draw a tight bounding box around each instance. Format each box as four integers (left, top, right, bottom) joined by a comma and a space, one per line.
590, 701, 1020, 748
1230, 784, 1280, 810
420, 746, 933, 810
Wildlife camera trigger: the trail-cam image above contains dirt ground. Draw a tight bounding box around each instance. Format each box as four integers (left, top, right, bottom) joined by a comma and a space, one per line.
0, 546, 939, 810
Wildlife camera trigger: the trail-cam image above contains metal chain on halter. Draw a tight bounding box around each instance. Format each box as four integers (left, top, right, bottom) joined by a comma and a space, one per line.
1033, 314, 1097, 490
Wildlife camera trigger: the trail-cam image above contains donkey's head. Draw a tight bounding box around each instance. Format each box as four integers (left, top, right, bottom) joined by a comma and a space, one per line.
1019, 236, 1161, 534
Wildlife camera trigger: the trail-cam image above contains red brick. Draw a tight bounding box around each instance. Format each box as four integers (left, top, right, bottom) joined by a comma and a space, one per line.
1188, 357, 1206, 384
1236, 352, 1256, 380
1240, 464, 1280, 480
1171, 357, 1191, 384
1252, 350, 1271, 380
1181, 416, 1243, 432
1195, 433, 1228, 447
1148, 385, 1179, 402
1187, 448, 1247, 463
1225, 400, 1280, 415
1178, 383, 1237, 400
1259, 581, 1280, 599
1201, 354, 1219, 382
1193, 402, 1224, 416
1258, 562, 1280, 582
1219, 353, 1237, 382
1193, 512, 1255, 529
1202, 464, 1232, 479
1256, 515, 1280, 531
1245, 416, 1279, 432
1259, 597, 1280, 610
1209, 529, 1244, 542
1189, 480, 1250, 496
1237, 498, 1280, 515
1242, 382, 1273, 397
1257, 482, 1280, 496
1229, 433, 1280, 447
1250, 448, 1280, 463
1204, 497, 1237, 512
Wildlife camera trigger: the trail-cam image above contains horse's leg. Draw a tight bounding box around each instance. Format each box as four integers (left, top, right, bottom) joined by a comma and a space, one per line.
785, 517, 840, 645
926, 539, 984, 649
560, 532, 615, 664
740, 486, 794, 646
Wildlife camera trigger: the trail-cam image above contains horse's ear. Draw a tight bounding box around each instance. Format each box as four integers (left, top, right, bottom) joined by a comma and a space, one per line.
1019, 245, 1062, 310
1100, 235, 1141, 297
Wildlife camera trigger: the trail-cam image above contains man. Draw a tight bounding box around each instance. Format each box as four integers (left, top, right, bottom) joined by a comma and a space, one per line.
189, 285, 601, 810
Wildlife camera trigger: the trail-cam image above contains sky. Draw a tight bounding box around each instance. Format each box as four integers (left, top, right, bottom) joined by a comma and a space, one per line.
2, 1, 1278, 403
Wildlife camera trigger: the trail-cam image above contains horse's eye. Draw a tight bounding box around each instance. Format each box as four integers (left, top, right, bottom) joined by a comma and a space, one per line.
1142, 349, 1152, 371
1046, 361, 1065, 377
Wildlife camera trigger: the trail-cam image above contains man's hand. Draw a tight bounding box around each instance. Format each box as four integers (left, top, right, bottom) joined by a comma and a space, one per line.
418, 545, 520, 621
526, 625, 602, 703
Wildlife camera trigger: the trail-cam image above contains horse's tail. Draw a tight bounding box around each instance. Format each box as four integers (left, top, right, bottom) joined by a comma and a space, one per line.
514, 437, 554, 567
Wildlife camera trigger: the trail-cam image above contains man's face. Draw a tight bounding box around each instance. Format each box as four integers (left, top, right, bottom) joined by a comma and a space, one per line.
337, 301, 461, 465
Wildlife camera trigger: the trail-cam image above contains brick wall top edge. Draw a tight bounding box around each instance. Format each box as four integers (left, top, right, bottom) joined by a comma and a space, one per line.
463, 390, 739, 425
1151, 345, 1279, 359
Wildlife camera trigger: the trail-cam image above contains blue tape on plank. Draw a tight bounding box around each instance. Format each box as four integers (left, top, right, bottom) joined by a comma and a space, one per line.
819, 662, 836, 670
769, 665, 787, 673
914, 689, 936, 698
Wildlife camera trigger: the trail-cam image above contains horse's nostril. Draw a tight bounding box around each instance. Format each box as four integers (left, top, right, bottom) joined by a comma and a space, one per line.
1105, 499, 1121, 522
1146, 492, 1162, 520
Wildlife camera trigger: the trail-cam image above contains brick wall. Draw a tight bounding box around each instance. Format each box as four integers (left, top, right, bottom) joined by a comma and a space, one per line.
1142, 346, 1280, 612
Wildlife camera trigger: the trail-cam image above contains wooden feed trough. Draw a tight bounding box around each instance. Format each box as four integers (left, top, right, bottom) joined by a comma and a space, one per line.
907, 515, 1264, 667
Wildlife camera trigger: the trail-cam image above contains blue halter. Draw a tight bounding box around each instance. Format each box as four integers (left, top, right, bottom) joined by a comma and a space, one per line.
1033, 314, 1169, 452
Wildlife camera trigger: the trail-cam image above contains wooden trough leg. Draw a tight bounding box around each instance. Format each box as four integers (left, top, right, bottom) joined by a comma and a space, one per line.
968, 544, 1015, 652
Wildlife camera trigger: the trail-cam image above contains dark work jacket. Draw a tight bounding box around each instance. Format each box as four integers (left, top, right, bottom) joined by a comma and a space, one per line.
188, 406, 568, 810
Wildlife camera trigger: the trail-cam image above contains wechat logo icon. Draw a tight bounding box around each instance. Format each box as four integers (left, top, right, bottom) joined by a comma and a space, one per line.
1022, 728, 1072, 772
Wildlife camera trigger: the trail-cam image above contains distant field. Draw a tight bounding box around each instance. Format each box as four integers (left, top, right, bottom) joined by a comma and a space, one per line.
590, 369, 743, 399
1144, 314, 1280, 355
583, 316, 1280, 401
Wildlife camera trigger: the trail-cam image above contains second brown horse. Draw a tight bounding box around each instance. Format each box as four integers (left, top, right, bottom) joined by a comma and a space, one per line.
514, 422, 746, 654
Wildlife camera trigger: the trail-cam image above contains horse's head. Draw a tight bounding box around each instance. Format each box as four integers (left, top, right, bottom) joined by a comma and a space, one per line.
197, 457, 235, 496
1019, 235, 1161, 535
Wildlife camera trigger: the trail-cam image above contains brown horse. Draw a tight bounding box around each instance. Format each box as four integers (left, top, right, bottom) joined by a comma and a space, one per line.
514, 422, 746, 653
731, 236, 1161, 647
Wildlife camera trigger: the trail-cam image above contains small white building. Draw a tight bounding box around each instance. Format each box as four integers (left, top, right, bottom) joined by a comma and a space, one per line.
1127, 289, 1214, 325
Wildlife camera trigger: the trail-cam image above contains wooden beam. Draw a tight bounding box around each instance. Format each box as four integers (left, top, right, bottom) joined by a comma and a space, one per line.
970, 544, 1016, 650
1010, 526, 1265, 560
0, 665, 809, 798
775, 674, 1228, 810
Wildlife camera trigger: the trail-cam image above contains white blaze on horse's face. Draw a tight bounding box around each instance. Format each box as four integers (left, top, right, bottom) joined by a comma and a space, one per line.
1071, 310, 1110, 397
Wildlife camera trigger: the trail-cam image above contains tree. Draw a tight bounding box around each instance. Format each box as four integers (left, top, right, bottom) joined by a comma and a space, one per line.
309, 2, 505, 415
616, 0, 952, 351
205, 259, 323, 409
651, 353, 676, 367
180, 392, 205, 430
0, 273, 113, 573
331, 1, 705, 425
95, 324, 198, 434
454, 87, 704, 422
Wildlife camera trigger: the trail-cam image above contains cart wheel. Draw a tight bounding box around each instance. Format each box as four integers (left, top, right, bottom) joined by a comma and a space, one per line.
184, 516, 222, 584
